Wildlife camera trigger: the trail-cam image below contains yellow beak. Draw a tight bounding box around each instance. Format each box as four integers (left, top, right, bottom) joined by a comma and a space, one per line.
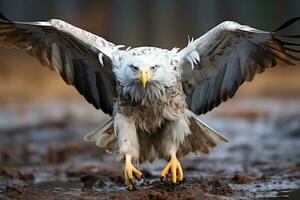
139, 68, 149, 88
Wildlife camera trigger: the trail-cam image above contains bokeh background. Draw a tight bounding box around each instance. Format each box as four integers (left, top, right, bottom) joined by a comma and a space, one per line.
0, 0, 300, 103
0, 1, 300, 199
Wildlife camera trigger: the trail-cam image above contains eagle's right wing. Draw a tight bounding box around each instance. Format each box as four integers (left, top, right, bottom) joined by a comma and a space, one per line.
0, 13, 121, 115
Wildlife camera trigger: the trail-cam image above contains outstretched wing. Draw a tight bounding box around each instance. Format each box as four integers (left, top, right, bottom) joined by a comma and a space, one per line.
178, 18, 300, 115
0, 13, 120, 115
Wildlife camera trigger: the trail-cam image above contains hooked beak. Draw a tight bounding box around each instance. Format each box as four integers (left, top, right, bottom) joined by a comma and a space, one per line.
139, 68, 150, 88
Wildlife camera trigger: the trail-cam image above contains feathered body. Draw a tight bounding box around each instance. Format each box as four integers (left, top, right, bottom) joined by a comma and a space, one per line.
118, 80, 185, 134
118, 78, 189, 162
84, 47, 228, 163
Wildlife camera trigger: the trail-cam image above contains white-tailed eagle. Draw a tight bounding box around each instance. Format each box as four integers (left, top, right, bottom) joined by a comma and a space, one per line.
0, 13, 299, 190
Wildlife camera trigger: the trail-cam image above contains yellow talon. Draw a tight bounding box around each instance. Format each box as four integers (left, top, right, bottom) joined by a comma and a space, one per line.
124, 154, 143, 191
161, 154, 184, 185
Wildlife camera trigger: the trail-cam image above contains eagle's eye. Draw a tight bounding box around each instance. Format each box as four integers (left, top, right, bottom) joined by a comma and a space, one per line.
150, 65, 158, 71
130, 65, 139, 72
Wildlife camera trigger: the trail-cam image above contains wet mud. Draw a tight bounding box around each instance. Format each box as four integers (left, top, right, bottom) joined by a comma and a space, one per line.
0, 98, 299, 199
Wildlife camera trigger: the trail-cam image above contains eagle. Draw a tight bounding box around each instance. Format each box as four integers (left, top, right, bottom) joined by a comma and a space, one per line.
0, 13, 299, 190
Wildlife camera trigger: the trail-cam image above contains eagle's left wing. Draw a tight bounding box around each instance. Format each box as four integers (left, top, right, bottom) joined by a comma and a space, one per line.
177, 18, 300, 115
0, 13, 121, 115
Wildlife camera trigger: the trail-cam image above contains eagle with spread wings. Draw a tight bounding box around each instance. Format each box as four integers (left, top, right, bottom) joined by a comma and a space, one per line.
0, 13, 299, 190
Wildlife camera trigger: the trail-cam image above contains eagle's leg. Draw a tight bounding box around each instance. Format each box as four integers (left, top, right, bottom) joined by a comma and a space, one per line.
161, 153, 184, 185
124, 154, 143, 190
115, 113, 144, 190
159, 116, 190, 186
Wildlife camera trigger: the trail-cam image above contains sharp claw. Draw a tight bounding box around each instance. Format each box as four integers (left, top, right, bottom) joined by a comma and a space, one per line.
132, 172, 145, 184
132, 174, 145, 185
171, 182, 176, 190
160, 176, 166, 184
177, 178, 185, 185
176, 180, 183, 185
128, 178, 138, 191
139, 174, 146, 184
160, 154, 184, 189
124, 155, 143, 191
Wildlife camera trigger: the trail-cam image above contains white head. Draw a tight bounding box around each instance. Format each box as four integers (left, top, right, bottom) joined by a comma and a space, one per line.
113, 47, 180, 88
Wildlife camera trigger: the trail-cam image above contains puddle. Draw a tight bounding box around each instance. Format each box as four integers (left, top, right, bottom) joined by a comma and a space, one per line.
34, 180, 82, 191
270, 188, 300, 199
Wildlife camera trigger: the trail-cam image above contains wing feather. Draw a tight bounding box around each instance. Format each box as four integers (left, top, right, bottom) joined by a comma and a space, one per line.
180, 18, 300, 115
0, 13, 119, 115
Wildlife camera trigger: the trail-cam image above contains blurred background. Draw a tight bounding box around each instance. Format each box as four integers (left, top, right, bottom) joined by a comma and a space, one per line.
0, 0, 300, 102
0, 1, 300, 199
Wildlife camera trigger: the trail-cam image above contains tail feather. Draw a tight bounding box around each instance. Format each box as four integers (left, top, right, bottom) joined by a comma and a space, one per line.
84, 117, 114, 141
177, 110, 228, 157
193, 116, 229, 143
84, 117, 117, 153
83, 110, 229, 160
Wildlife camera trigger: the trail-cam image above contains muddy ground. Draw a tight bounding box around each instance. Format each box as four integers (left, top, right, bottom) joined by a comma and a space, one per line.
0, 98, 300, 199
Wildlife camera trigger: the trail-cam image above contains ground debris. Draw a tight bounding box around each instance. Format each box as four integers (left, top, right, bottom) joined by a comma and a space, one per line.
231, 174, 256, 184
1, 99, 300, 199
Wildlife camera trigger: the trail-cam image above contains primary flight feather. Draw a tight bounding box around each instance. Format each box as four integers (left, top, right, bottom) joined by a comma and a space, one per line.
0, 13, 299, 190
